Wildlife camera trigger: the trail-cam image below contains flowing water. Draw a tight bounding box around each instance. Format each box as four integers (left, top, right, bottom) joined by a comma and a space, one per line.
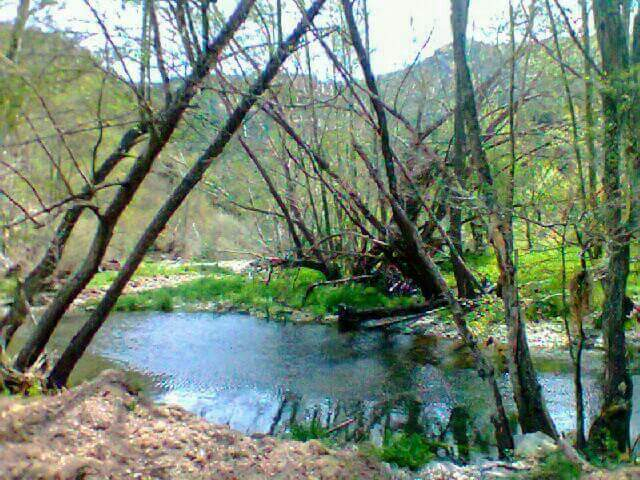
13, 311, 640, 456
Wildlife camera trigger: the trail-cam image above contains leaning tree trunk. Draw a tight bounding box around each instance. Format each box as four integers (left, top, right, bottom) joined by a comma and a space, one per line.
0, 126, 146, 350
13, 0, 257, 373
47, 0, 328, 388
342, 0, 514, 455
451, 0, 557, 438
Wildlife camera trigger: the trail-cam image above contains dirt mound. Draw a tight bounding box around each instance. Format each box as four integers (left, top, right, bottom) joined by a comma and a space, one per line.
0, 371, 387, 479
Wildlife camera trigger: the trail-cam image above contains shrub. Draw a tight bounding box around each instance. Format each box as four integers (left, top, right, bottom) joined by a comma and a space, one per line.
154, 291, 174, 312
289, 418, 329, 441
525, 452, 581, 480
375, 432, 438, 471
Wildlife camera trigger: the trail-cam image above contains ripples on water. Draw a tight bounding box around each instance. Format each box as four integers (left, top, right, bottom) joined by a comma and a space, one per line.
24, 311, 640, 458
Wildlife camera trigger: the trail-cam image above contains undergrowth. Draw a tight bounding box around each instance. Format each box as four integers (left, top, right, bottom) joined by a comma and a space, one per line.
289, 418, 330, 442
523, 451, 582, 480
372, 432, 440, 471
108, 267, 417, 315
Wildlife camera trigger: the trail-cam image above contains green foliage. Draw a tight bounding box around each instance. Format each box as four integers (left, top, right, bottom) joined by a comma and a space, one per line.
26, 382, 42, 398
154, 291, 174, 312
89, 261, 209, 289
373, 432, 439, 471
465, 294, 503, 335
289, 418, 329, 442
523, 452, 582, 480
107, 267, 416, 315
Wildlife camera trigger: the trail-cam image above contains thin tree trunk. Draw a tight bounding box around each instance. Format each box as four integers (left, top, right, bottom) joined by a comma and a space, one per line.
580, 0, 602, 258
6, 0, 30, 62
546, 0, 588, 213
451, 0, 557, 438
450, 86, 477, 298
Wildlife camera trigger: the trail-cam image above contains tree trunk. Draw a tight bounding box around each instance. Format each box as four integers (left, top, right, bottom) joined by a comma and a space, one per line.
580, 0, 602, 258
588, 0, 632, 453
1, 126, 146, 350
451, 0, 557, 438
343, 1, 514, 454
47, 0, 328, 388
13, 0, 257, 372
450, 74, 477, 299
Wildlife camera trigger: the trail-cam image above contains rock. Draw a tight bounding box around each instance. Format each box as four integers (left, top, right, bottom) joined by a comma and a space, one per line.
417, 461, 481, 479
320, 314, 339, 324
293, 312, 315, 323
514, 431, 558, 460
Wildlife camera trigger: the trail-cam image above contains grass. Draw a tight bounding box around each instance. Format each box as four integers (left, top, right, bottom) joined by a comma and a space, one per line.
372, 432, 440, 471
289, 418, 330, 442
523, 451, 582, 480
440, 243, 640, 323
88, 261, 215, 289
85, 240, 640, 321
108, 266, 418, 316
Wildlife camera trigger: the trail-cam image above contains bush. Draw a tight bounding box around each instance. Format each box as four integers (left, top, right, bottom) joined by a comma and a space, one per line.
526, 452, 581, 480
374, 432, 438, 471
154, 291, 174, 312
289, 419, 329, 442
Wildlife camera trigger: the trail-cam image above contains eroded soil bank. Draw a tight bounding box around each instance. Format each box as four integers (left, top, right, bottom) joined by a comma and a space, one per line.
0, 371, 385, 479
4, 371, 640, 479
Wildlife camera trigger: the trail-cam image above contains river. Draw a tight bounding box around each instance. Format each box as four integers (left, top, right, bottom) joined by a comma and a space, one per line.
12, 311, 640, 458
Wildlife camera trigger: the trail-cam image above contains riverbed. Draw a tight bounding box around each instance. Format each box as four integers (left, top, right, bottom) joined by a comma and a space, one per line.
12, 311, 640, 457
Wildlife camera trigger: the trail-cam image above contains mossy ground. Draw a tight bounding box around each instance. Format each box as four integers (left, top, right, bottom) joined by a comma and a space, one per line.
94, 265, 418, 318
81, 243, 640, 325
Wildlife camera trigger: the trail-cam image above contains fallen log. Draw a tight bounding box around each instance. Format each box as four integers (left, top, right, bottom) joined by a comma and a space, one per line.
337, 298, 448, 330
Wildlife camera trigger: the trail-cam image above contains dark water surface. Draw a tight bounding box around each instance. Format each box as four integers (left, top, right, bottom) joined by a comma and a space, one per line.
14, 311, 640, 453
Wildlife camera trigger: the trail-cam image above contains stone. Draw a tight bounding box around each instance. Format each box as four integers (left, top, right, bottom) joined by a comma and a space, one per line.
514, 431, 558, 460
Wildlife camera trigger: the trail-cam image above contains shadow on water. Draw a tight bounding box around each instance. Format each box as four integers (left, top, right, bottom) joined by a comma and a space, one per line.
11, 311, 639, 459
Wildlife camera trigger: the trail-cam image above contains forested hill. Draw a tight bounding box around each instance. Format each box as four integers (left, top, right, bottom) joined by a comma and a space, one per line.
1, 20, 578, 266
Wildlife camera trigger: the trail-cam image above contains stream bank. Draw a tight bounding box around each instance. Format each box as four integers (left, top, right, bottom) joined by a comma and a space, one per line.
2, 371, 639, 480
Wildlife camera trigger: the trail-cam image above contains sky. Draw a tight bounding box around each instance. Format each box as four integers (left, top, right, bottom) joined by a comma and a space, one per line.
363, 0, 512, 72
0, 0, 582, 75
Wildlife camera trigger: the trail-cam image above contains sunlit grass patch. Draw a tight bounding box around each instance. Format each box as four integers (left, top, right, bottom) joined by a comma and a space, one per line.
109, 267, 416, 315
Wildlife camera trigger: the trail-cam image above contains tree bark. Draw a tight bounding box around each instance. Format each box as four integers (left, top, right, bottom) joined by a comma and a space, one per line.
588, 0, 632, 453
451, 0, 557, 438
450, 72, 477, 299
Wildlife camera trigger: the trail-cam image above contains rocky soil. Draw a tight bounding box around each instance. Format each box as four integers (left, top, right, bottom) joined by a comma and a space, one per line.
3, 371, 640, 479
0, 371, 385, 479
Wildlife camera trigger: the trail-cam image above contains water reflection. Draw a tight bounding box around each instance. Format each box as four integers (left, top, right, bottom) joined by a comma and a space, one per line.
10, 311, 628, 457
